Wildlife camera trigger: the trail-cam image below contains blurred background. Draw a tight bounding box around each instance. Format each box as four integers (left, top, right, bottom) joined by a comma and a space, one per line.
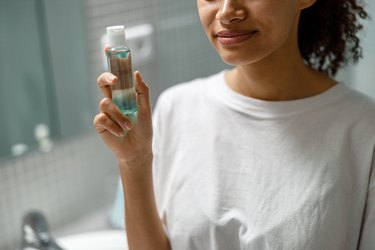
0, 0, 374, 249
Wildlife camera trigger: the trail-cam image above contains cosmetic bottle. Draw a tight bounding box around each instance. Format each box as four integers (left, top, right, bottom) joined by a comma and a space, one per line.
106, 25, 137, 120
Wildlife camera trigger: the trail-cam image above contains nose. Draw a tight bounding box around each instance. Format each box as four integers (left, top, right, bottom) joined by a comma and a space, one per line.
216, 0, 247, 25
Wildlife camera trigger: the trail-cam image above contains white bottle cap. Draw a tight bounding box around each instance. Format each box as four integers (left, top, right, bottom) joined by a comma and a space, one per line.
107, 25, 127, 48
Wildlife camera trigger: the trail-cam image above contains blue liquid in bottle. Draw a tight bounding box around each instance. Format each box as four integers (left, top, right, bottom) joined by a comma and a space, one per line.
106, 26, 138, 121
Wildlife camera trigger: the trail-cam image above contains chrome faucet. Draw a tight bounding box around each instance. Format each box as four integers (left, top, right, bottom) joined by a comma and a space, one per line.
21, 211, 64, 250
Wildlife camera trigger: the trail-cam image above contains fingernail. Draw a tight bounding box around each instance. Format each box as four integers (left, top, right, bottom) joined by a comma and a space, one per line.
106, 74, 116, 82
135, 71, 142, 82
137, 72, 142, 80
123, 121, 132, 130
118, 131, 126, 137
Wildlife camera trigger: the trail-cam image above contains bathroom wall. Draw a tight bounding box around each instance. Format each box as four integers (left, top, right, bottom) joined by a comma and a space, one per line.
2, 0, 373, 249
349, 1, 375, 98
0, 0, 227, 249
86, 0, 227, 108
0, 133, 119, 250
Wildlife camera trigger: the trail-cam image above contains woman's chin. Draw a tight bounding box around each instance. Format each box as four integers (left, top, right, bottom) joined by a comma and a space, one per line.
216, 45, 274, 67
219, 54, 257, 66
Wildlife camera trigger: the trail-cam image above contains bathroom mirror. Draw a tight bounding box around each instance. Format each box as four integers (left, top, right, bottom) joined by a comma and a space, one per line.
0, 0, 93, 161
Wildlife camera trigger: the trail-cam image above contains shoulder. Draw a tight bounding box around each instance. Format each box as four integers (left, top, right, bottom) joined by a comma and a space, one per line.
153, 71, 224, 115
337, 85, 375, 144
343, 85, 375, 122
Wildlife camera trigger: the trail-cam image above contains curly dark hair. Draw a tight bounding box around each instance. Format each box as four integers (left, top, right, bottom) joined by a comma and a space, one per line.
298, 0, 369, 76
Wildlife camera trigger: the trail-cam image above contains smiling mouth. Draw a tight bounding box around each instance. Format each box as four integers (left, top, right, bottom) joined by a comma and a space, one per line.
215, 30, 258, 45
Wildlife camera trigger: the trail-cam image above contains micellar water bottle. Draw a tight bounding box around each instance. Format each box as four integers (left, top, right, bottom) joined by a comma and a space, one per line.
106, 25, 138, 121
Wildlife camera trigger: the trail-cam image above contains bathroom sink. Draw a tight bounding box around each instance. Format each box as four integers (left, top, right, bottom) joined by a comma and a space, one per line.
57, 230, 127, 250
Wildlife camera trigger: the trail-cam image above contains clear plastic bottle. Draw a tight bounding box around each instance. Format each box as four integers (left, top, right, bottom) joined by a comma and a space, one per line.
106, 25, 138, 121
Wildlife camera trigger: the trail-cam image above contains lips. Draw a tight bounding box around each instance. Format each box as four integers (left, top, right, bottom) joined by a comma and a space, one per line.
215, 30, 258, 45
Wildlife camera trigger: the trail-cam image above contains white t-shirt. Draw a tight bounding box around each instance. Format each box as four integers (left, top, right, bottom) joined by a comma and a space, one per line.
152, 71, 375, 250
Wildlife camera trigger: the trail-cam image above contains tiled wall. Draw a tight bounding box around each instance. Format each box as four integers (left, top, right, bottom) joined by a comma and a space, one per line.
350, 1, 375, 98
0, 133, 118, 250
1, 0, 373, 249
86, 0, 228, 108
0, 0, 227, 249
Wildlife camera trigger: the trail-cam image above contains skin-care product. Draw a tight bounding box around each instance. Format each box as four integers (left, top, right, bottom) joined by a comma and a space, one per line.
106, 25, 137, 120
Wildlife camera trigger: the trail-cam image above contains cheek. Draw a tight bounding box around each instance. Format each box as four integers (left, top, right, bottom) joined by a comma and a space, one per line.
197, 4, 215, 35
256, 2, 297, 43
243, 7, 298, 62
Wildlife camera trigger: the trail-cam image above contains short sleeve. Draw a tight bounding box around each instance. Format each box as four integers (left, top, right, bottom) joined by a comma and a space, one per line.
151, 91, 173, 218
359, 189, 375, 249
151, 92, 174, 237
358, 148, 375, 250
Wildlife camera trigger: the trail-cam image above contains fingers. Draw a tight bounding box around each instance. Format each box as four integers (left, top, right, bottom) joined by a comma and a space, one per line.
93, 113, 126, 137
99, 98, 133, 130
96, 70, 150, 136
134, 71, 152, 117
97, 72, 117, 99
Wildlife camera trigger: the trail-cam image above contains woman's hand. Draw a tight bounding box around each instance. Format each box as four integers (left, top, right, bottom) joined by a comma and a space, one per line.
95, 71, 170, 249
93, 71, 153, 167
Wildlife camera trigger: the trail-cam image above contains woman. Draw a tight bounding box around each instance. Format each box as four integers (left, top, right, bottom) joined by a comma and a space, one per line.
94, 0, 374, 249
